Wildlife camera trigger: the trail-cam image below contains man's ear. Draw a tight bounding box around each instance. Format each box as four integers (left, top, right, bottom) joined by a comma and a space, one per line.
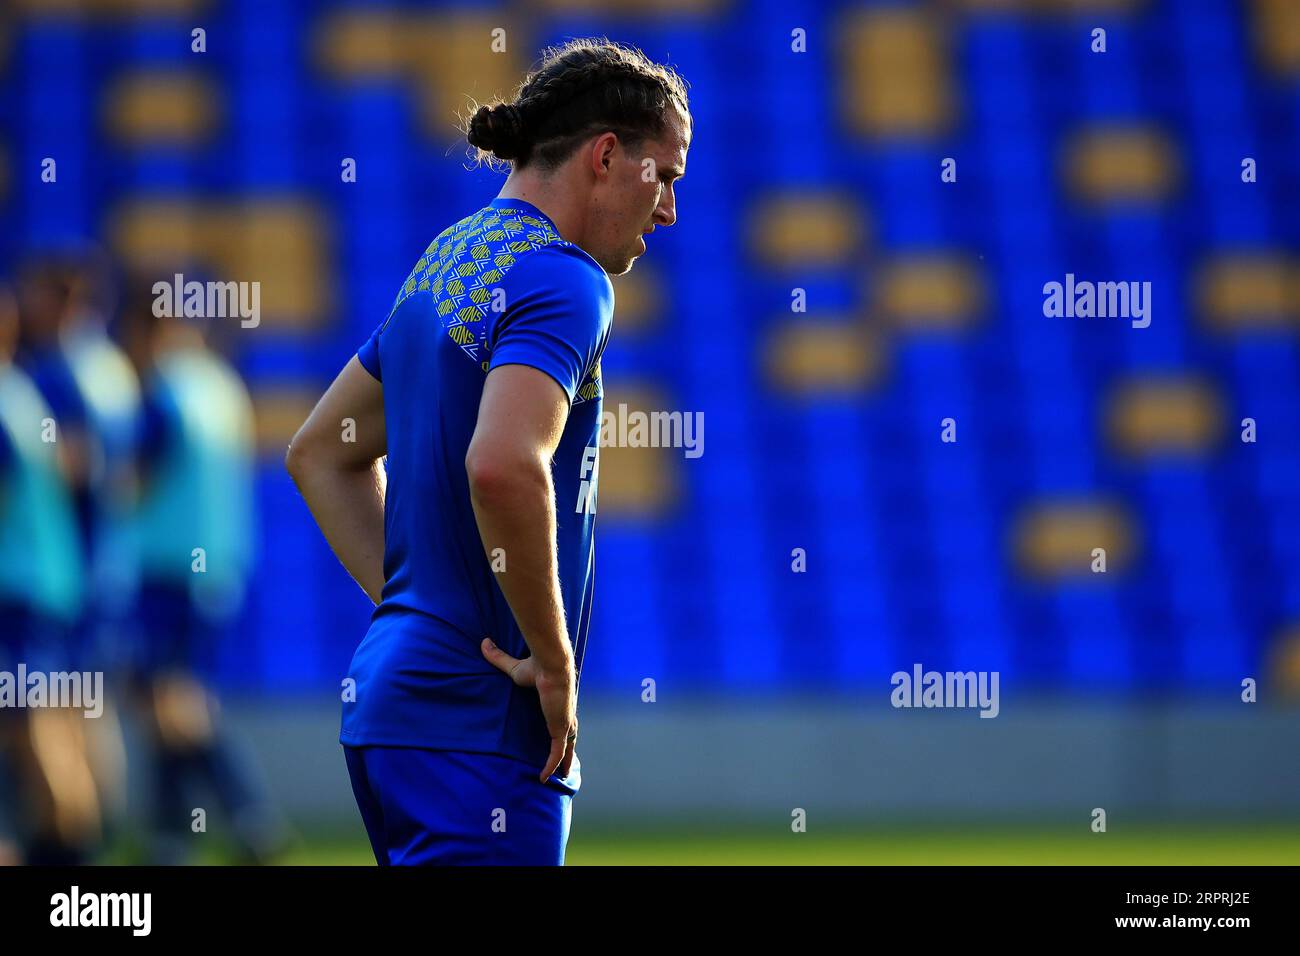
589, 130, 619, 178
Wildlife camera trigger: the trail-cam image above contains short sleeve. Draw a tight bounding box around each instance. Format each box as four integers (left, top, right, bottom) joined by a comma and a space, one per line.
356, 321, 383, 381
487, 245, 613, 404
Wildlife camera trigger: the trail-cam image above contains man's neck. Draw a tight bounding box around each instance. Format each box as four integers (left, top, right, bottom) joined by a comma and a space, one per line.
497, 169, 586, 248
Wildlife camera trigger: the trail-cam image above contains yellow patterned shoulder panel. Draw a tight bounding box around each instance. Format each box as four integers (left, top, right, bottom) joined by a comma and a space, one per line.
379, 205, 567, 369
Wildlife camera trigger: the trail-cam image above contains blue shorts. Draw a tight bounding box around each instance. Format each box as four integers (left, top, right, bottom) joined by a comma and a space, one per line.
0, 602, 72, 673
343, 745, 580, 866
129, 582, 219, 679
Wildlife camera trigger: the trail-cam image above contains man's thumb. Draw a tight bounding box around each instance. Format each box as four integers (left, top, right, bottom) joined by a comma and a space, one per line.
481, 637, 524, 679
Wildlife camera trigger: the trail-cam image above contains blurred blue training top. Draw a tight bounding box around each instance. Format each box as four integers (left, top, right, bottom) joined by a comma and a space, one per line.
342, 198, 614, 766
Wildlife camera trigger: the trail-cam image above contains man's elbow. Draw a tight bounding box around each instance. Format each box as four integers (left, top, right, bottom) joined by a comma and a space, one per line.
284, 430, 316, 485
464, 451, 508, 501
465, 447, 547, 504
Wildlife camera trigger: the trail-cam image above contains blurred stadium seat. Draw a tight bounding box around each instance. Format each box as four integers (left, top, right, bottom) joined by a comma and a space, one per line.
1103, 376, 1224, 458
1062, 126, 1179, 205
764, 319, 885, 394
873, 254, 985, 330
837, 7, 954, 139
1013, 500, 1138, 580
749, 192, 867, 268
104, 70, 221, 147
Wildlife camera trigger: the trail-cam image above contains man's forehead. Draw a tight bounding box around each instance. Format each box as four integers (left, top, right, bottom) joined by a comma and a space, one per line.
670, 107, 691, 151
657, 112, 691, 171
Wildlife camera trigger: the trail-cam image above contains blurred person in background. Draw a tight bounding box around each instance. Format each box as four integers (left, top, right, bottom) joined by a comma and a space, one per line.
0, 278, 99, 864
58, 248, 142, 848
116, 271, 281, 864
0, 752, 18, 865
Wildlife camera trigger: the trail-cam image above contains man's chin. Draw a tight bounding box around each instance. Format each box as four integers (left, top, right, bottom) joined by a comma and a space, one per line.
603, 254, 638, 277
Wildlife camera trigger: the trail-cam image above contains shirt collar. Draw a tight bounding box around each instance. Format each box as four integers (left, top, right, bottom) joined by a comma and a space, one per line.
488, 197, 558, 231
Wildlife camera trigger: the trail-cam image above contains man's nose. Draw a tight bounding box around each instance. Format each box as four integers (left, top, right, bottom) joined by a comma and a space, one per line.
653, 189, 676, 228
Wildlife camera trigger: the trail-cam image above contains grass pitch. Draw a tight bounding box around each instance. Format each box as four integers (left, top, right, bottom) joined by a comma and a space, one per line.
272, 821, 1300, 866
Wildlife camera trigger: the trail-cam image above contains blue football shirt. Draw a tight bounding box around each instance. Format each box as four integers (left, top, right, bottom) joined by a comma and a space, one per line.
342, 198, 614, 767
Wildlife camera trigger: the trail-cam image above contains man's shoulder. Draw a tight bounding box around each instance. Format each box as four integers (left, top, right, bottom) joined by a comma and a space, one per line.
502, 243, 615, 326
391, 205, 570, 308
508, 240, 608, 284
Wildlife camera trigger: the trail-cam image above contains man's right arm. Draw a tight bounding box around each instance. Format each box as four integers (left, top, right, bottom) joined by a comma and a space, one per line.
285, 356, 387, 605
465, 362, 577, 782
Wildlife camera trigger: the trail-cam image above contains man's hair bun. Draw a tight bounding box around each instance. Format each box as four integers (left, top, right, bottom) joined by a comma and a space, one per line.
466, 103, 528, 162
464, 39, 690, 171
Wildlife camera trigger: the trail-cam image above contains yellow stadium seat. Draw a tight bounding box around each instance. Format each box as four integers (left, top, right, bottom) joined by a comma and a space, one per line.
1197, 254, 1300, 329
110, 199, 210, 266
875, 255, 985, 331
1268, 623, 1300, 701
749, 193, 867, 269
1013, 499, 1137, 579
837, 8, 954, 138
1063, 126, 1179, 204
314, 11, 524, 142
609, 266, 663, 334
1104, 376, 1224, 457
405, 17, 524, 138
210, 202, 332, 330
109, 198, 333, 330
249, 386, 320, 458
764, 319, 885, 395
594, 383, 682, 518
1249, 0, 1300, 75
313, 10, 409, 80
104, 70, 220, 148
